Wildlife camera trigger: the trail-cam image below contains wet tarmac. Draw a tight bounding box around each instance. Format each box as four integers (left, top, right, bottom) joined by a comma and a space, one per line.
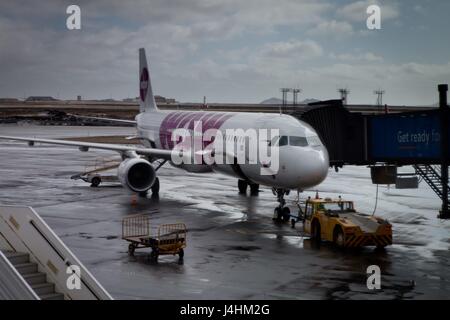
1, 125, 450, 300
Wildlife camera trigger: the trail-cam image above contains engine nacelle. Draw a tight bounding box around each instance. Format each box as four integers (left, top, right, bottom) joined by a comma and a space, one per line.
117, 158, 156, 193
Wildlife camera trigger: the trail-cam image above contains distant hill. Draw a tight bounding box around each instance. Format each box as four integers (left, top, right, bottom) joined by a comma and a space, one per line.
260, 97, 320, 105
260, 97, 284, 104
301, 98, 320, 104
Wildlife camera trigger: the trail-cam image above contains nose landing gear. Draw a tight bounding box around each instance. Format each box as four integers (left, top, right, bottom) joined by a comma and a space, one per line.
272, 188, 291, 222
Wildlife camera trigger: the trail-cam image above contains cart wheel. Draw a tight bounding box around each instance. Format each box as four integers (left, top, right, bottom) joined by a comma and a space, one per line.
178, 249, 184, 264
150, 249, 159, 263
90, 177, 101, 187
128, 244, 135, 256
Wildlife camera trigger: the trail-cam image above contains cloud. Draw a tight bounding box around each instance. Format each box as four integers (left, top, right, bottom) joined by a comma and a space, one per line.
413, 5, 425, 14
337, 0, 399, 22
307, 20, 354, 36
260, 40, 323, 59
77, 0, 331, 38
0, 0, 447, 106
329, 52, 383, 62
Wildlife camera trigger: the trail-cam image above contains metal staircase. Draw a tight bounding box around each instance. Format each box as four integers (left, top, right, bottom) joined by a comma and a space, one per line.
1, 251, 64, 300
414, 164, 450, 215
1, 205, 113, 300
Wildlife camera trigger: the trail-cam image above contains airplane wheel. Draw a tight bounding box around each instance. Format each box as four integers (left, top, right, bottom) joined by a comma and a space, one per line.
282, 207, 291, 222
139, 191, 148, 197
151, 177, 160, 194
90, 177, 101, 187
250, 183, 259, 195
238, 179, 248, 194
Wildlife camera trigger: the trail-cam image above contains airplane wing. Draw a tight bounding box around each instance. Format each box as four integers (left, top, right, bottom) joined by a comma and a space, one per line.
68, 114, 137, 125
0, 135, 176, 160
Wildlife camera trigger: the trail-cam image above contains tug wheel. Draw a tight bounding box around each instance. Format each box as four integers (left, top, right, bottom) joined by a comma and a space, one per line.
311, 220, 321, 241
333, 227, 345, 248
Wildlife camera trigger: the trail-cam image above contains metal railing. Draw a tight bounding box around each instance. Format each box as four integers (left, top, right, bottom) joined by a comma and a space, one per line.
122, 214, 150, 239
0, 250, 39, 300
0, 205, 113, 300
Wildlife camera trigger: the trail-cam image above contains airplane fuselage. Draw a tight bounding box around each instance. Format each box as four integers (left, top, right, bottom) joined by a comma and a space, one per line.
135, 109, 329, 190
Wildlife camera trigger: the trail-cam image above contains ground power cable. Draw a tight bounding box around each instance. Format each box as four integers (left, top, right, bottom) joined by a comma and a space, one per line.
372, 184, 379, 216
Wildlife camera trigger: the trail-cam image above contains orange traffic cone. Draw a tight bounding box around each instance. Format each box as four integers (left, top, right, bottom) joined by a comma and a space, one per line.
131, 194, 137, 206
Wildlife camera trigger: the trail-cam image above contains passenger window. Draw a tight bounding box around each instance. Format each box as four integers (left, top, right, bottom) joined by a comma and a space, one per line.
278, 136, 288, 146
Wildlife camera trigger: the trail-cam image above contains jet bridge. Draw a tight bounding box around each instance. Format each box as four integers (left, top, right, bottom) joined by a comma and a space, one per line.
290, 84, 449, 219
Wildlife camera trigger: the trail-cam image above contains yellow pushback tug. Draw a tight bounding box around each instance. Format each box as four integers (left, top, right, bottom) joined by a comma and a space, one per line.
298, 195, 392, 248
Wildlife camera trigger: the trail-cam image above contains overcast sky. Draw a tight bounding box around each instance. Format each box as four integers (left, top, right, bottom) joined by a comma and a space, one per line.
0, 0, 449, 105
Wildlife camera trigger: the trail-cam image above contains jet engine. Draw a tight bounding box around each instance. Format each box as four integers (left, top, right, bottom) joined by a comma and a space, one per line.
117, 158, 156, 192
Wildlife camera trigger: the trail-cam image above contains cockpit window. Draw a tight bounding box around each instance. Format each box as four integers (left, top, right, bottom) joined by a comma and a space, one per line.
268, 136, 279, 146
289, 136, 308, 147
274, 135, 321, 147
278, 136, 288, 146
306, 135, 322, 147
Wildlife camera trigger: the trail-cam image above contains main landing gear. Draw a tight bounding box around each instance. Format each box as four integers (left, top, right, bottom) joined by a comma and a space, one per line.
238, 179, 259, 196
272, 188, 291, 222
138, 177, 160, 197
139, 159, 166, 198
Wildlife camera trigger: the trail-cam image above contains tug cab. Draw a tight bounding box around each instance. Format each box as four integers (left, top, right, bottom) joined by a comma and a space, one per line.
302, 196, 392, 248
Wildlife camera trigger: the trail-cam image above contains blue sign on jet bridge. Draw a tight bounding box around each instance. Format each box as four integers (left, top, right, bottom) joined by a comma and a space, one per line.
369, 112, 442, 161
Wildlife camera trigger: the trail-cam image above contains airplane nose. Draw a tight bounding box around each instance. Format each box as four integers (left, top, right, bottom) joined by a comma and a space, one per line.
299, 146, 329, 189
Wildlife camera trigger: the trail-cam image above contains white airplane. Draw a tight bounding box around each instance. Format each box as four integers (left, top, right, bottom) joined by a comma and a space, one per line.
0, 48, 329, 221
